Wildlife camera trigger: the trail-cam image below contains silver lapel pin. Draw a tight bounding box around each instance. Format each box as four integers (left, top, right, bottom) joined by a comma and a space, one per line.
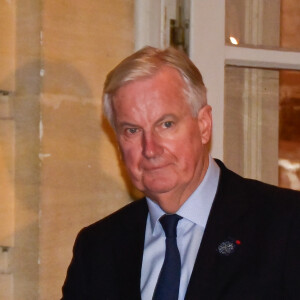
217, 238, 241, 256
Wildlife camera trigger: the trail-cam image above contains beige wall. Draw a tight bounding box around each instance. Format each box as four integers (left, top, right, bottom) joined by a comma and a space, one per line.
0, 0, 135, 299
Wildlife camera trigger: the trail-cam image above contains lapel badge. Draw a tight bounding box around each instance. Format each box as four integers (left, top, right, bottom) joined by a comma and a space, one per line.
217, 238, 241, 256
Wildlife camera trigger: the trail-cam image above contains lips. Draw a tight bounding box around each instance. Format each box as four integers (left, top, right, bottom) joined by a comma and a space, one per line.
141, 163, 171, 172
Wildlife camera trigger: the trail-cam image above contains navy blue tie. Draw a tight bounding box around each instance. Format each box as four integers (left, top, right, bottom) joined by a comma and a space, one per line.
153, 214, 182, 300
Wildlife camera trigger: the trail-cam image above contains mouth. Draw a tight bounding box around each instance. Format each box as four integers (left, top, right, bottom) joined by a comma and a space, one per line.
142, 163, 171, 172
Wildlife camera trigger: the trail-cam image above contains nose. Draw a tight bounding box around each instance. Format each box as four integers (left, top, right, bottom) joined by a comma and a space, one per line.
142, 131, 163, 158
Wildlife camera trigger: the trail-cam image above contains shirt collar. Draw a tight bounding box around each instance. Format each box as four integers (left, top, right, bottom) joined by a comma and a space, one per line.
146, 156, 220, 233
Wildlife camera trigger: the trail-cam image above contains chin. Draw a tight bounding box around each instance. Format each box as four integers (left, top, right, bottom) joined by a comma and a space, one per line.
142, 178, 177, 196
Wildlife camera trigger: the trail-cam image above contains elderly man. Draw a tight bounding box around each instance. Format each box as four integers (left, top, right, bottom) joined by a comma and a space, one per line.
62, 47, 300, 300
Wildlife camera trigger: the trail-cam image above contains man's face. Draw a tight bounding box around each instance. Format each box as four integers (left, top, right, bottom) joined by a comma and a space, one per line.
113, 66, 212, 205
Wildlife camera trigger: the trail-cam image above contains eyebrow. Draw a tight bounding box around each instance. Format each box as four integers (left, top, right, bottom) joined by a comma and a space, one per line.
116, 114, 179, 130
116, 122, 140, 131
116, 121, 140, 130
155, 114, 178, 124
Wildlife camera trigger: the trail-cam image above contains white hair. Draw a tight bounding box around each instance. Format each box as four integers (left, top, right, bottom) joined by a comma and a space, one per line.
102, 46, 207, 128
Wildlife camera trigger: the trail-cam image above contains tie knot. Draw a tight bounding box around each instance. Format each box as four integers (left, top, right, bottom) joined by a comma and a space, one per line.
159, 214, 182, 238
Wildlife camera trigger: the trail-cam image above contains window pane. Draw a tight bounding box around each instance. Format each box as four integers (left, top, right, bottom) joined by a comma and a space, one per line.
225, 0, 300, 51
224, 66, 300, 190
279, 70, 300, 190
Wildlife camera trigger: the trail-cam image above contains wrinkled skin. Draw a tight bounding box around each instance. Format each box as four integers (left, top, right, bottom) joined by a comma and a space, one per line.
113, 66, 212, 213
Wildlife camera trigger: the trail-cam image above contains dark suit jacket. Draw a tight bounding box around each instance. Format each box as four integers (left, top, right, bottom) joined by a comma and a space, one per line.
61, 160, 300, 300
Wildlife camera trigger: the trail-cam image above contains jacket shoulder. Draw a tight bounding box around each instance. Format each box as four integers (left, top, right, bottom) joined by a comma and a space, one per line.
76, 198, 148, 243
216, 159, 300, 211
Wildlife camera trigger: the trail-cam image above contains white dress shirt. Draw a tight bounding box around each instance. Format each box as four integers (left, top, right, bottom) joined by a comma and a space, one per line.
140, 156, 220, 300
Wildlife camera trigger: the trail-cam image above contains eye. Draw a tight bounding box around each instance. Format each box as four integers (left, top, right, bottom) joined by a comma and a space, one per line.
125, 127, 138, 135
162, 121, 173, 129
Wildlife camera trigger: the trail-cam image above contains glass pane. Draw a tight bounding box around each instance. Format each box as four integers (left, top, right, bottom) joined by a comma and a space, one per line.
224, 66, 300, 190
279, 70, 300, 190
225, 0, 300, 51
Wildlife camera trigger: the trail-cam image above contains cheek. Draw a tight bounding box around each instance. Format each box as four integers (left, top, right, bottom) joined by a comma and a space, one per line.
166, 122, 202, 156
178, 149, 197, 169
120, 144, 141, 172
175, 139, 203, 169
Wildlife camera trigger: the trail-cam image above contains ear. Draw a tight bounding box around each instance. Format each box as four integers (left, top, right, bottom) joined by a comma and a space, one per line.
197, 105, 212, 145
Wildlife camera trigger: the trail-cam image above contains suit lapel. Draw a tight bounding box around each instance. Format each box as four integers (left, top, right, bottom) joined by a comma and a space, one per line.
185, 161, 252, 299
113, 199, 148, 300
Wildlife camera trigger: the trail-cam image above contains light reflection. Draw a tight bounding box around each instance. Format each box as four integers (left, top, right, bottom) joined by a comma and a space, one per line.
278, 159, 300, 190
229, 36, 239, 45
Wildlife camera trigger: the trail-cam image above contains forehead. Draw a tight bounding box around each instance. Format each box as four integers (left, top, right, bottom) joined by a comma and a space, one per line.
112, 66, 189, 117
116, 66, 185, 95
